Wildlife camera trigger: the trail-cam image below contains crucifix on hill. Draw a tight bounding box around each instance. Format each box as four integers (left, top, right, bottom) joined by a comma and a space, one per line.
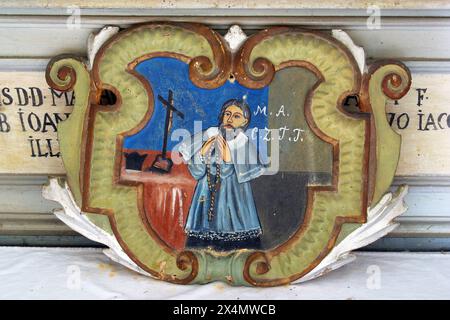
149, 89, 184, 173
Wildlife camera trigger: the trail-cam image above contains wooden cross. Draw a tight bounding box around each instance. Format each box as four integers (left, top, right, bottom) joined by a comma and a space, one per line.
149, 89, 184, 173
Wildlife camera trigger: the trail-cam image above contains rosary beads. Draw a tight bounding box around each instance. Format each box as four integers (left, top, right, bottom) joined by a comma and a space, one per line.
205, 140, 222, 221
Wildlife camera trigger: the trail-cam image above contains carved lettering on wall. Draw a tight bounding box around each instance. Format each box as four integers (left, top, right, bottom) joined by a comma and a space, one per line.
386, 73, 450, 176
0, 72, 73, 174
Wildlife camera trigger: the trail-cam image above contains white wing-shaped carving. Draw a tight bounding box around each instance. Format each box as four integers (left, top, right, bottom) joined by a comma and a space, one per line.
295, 185, 408, 283
42, 178, 152, 277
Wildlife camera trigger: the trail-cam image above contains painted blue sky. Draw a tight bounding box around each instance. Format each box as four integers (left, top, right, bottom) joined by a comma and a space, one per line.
124, 57, 269, 154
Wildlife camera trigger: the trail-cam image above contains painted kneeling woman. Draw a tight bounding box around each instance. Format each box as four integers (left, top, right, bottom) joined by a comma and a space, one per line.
179, 99, 266, 250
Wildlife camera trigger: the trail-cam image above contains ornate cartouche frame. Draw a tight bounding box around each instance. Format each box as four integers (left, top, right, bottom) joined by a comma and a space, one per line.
46, 22, 411, 286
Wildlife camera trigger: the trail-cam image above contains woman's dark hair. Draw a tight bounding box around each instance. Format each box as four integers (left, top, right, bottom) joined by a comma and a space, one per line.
218, 98, 251, 129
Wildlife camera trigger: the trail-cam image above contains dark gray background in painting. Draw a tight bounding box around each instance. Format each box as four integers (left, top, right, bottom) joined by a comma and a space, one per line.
252, 67, 333, 250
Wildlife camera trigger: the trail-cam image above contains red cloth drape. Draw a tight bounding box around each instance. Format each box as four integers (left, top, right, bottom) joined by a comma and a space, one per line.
122, 150, 196, 250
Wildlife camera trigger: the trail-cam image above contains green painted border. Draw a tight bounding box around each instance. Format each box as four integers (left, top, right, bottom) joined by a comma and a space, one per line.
89, 25, 215, 281
46, 57, 90, 206
48, 24, 407, 286
244, 32, 367, 284
369, 64, 409, 204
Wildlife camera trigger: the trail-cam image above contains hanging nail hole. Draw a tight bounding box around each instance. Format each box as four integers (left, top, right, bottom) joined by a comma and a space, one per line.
342, 95, 360, 113
99, 89, 117, 106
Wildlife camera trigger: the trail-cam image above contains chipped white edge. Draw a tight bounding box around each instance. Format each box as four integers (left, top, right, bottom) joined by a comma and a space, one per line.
332, 29, 366, 75
42, 178, 152, 278
296, 185, 409, 283
87, 26, 120, 70
43, 177, 408, 285
224, 25, 248, 53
